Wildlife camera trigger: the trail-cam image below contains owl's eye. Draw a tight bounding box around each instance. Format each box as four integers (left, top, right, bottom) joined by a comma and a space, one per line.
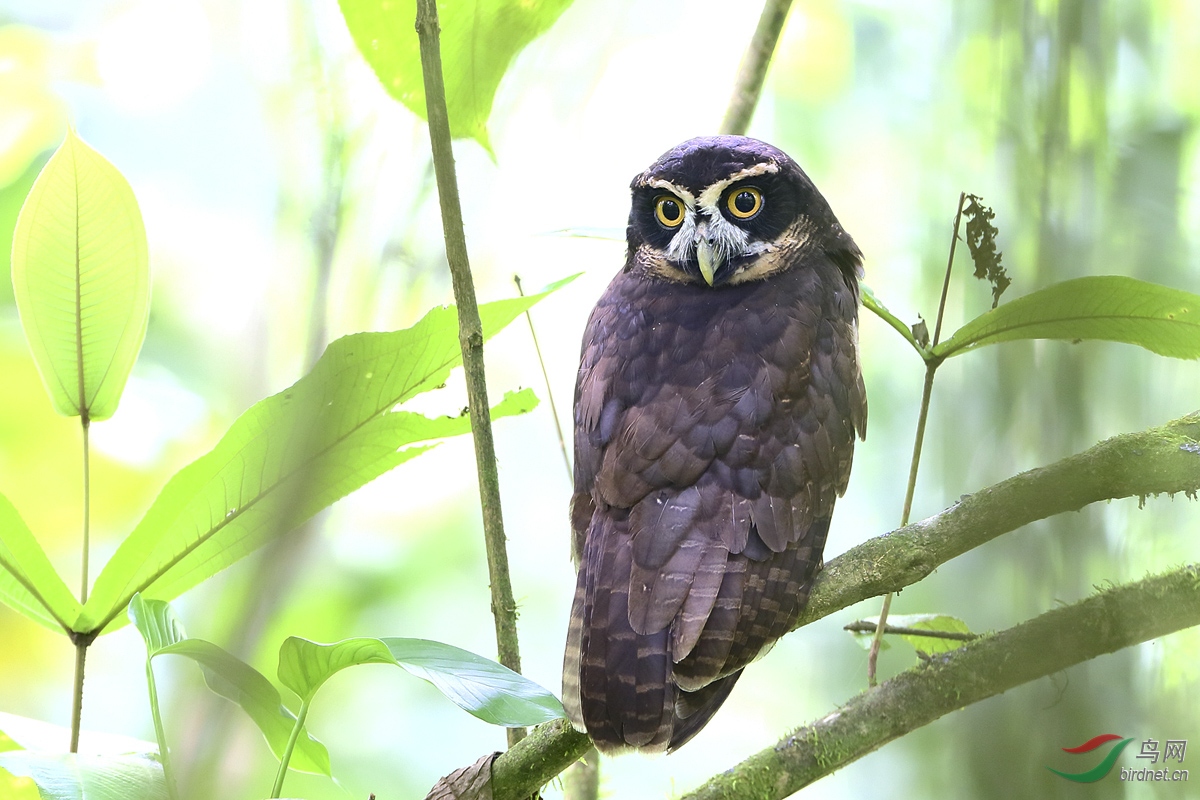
654, 195, 686, 228
727, 187, 763, 219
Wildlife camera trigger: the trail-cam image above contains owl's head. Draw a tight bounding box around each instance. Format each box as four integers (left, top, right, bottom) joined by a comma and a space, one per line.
625, 135, 860, 288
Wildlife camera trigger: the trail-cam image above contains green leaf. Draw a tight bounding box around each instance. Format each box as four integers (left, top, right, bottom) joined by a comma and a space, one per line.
10, 127, 150, 421
127, 593, 185, 654
934, 276, 1200, 361
0, 712, 156, 755
127, 596, 330, 776
277, 637, 397, 702
0, 490, 79, 632
81, 276, 574, 634
339, 0, 574, 152
382, 637, 566, 726
0, 765, 40, 800
0, 752, 167, 800
278, 636, 565, 727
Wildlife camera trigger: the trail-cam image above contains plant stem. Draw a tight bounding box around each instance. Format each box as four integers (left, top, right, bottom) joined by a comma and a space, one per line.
270, 698, 310, 799
414, 0, 525, 748
513, 274, 572, 483
70, 417, 91, 752
867, 192, 966, 686
68, 641, 86, 753
80, 418, 90, 603
720, 0, 794, 135
145, 660, 179, 800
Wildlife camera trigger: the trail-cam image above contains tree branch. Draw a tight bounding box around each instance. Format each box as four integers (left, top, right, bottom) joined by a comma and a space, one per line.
682, 563, 1200, 799
799, 411, 1200, 628
719, 0, 794, 136
455, 412, 1200, 799
414, 0, 525, 747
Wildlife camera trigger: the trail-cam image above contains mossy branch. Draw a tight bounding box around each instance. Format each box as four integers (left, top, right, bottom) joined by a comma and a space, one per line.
682, 563, 1200, 799
719, 0, 794, 136
414, 0, 525, 748
449, 412, 1200, 799
800, 411, 1200, 627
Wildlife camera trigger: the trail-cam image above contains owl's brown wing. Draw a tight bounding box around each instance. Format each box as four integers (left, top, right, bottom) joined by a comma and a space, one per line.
563, 252, 866, 753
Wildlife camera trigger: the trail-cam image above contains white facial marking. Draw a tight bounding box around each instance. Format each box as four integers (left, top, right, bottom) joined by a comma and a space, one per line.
654, 162, 779, 282
645, 178, 696, 207
696, 162, 778, 209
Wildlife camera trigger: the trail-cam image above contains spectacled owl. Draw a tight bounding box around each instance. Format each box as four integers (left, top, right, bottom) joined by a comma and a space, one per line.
562, 136, 867, 753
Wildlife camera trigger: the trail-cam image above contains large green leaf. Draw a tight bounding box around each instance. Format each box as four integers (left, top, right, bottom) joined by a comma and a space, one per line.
128, 595, 329, 775
80, 277, 573, 634
0, 491, 79, 632
934, 276, 1200, 360
0, 752, 167, 800
381, 637, 566, 726
0, 712, 156, 755
0, 765, 40, 800
10, 128, 149, 421
339, 0, 574, 152
278, 636, 565, 727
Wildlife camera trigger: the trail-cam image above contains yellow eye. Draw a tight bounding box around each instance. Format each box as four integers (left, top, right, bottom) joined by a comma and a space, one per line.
654, 195, 686, 228
727, 186, 763, 219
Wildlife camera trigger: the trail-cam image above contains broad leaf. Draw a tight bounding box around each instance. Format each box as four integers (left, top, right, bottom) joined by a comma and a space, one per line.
81, 276, 573, 634
277, 637, 397, 702
278, 636, 565, 727
382, 637, 566, 726
128, 595, 329, 775
934, 276, 1200, 360
0, 765, 40, 800
127, 593, 185, 654
339, 0, 574, 152
0, 712, 156, 755
0, 752, 167, 800
0, 491, 79, 632
0, 730, 22, 754
10, 127, 150, 421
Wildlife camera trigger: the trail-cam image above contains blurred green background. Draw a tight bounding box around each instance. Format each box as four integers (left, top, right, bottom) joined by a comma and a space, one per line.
0, 0, 1197, 798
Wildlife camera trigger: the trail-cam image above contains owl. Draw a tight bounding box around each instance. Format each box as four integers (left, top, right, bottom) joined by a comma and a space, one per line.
562, 136, 867, 753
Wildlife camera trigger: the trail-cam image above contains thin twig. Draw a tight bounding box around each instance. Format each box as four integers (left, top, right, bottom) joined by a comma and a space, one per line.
843, 621, 980, 642
720, 0, 795, 135
867, 192, 966, 686
414, 0, 525, 748
514, 274, 571, 482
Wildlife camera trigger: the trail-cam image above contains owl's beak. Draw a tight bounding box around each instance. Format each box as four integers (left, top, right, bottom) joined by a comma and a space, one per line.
694, 221, 719, 286
696, 240, 717, 286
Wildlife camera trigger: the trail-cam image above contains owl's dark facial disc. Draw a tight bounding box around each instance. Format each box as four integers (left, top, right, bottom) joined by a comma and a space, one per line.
626, 136, 846, 288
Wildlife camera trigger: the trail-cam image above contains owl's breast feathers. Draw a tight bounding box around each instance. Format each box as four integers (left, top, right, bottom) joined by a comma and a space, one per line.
564, 253, 866, 753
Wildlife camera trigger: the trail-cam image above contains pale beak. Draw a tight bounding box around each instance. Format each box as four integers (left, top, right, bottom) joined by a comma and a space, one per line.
694, 221, 717, 286
697, 240, 716, 286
